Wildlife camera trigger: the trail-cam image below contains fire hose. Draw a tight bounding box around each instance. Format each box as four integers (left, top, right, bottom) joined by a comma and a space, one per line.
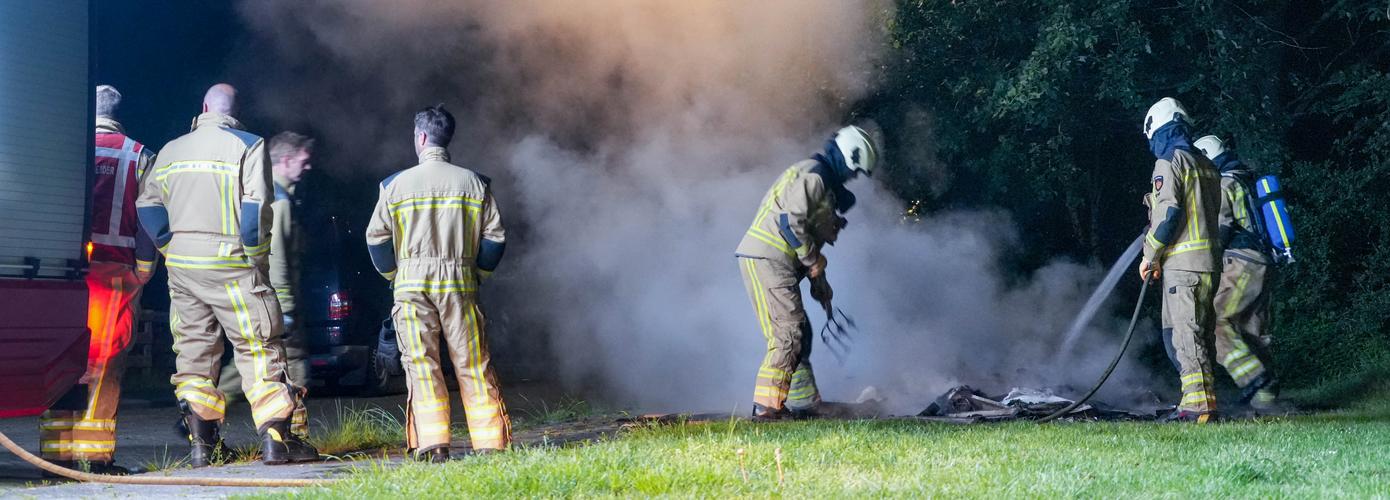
1037, 277, 1153, 423
0, 429, 334, 487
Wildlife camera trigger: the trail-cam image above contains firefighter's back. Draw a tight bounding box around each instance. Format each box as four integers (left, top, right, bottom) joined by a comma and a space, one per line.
150, 115, 267, 265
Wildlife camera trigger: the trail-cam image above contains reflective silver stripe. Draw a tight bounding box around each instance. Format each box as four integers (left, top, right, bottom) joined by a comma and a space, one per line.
91, 232, 136, 247
95, 138, 140, 244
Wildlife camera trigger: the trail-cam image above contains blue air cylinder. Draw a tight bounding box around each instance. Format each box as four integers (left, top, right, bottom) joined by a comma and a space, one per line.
1255, 175, 1295, 262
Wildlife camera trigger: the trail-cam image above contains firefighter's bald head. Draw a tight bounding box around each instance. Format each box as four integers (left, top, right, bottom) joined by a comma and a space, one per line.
203, 83, 238, 116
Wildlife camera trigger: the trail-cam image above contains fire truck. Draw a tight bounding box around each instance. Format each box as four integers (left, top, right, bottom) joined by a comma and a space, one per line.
0, 1, 94, 418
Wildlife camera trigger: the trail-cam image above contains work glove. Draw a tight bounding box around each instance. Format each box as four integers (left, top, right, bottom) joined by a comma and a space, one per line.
1138, 258, 1162, 281
808, 254, 827, 279
810, 274, 834, 310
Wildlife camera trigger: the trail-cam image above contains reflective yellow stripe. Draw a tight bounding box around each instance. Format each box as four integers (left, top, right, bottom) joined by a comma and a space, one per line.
1231, 358, 1262, 379
167, 254, 252, 269
759, 366, 789, 378
1180, 391, 1209, 405
469, 304, 487, 403
248, 382, 279, 404
253, 397, 292, 423
177, 392, 226, 416
41, 419, 117, 432
746, 260, 774, 345
153, 160, 237, 181
1223, 348, 1250, 366
226, 282, 269, 381
1167, 239, 1211, 256
755, 386, 788, 398
747, 227, 795, 257
394, 279, 478, 294
245, 242, 270, 257
402, 302, 441, 409
42, 440, 116, 451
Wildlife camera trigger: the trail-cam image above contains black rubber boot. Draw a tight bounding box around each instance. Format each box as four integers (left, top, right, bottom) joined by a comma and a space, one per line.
182, 401, 225, 468
751, 403, 789, 422
260, 419, 319, 465
412, 446, 450, 463
1162, 408, 1215, 423
84, 461, 132, 475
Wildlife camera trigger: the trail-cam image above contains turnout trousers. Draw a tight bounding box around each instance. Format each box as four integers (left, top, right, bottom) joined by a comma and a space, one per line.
39, 262, 142, 462
1213, 256, 1274, 388
1161, 269, 1218, 414
739, 256, 821, 411
392, 259, 510, 452
216, 319, 309, 435
166, 253, 302, 432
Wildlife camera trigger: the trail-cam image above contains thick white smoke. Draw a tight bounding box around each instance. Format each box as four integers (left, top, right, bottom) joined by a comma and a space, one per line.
236, 0, 1157, 414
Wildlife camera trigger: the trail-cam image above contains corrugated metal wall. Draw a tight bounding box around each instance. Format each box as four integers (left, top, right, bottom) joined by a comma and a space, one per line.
0, 0, 90, 278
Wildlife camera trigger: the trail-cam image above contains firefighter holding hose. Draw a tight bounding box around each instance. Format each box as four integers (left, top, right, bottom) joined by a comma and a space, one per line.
735, 125, 877, 420
1138, 98, 1223, 423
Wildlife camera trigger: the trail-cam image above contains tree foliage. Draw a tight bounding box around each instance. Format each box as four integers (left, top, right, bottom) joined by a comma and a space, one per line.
871, 0, 1390, 391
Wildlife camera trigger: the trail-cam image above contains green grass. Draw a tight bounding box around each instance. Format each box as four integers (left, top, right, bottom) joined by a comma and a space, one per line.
310, 405, 407, 458
276, 399, 1390, 498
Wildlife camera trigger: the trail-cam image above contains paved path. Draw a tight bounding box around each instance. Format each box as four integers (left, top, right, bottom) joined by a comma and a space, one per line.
0, 382, 583, 498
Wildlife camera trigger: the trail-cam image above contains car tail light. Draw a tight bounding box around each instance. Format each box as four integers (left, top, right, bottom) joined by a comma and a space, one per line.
329, 291, 352, 321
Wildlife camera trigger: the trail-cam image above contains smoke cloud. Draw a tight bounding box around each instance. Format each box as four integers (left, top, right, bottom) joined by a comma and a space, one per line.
235, 0, 1158, 414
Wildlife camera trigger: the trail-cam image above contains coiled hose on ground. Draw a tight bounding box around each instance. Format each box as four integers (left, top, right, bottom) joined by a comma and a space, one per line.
0, 429, 334, 487
1037, 277, 1153, 423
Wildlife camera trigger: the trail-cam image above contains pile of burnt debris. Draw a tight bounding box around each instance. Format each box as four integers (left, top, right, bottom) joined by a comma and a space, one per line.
917, 385, 1155, 423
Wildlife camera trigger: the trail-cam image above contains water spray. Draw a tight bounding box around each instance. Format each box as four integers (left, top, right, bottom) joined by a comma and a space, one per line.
1038, 233, 1153, 423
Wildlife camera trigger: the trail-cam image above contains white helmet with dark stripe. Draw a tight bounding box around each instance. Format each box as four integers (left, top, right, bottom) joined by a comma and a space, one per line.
1194, 135, 1226, 160
1143, 97, 1190, 139
833, 125, 878, 176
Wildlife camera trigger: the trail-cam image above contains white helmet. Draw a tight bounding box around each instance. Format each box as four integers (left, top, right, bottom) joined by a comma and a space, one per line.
833, 125, 878, 176
1193, 135, 1226, 160
1143, 97, 1190, 139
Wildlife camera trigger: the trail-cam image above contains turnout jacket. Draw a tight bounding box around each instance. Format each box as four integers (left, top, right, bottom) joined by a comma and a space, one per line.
735, 159, 840, 269
136, 113, 274, 269
1144, 148, 1222, 272
269, 174, 302, 315
365, 147, 506, 288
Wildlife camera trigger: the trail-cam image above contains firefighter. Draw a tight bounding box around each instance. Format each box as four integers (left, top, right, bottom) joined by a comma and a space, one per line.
135, 84, 318, 466
217, 131, 314, 437
38, 86, 157, 475
1194, 135, 1282, 411
1138, 98, 1223, 422
734, 125, 876, 420
365, 105, 511, 462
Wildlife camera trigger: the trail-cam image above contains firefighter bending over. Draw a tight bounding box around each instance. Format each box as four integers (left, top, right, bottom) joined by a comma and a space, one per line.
734, 125, 877, 420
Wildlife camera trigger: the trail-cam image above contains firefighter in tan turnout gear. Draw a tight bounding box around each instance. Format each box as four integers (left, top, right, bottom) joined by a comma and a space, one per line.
1194, 135, 1283, 411
1137, 98, 1223, 422
38, 86, 157, 475
218, 131, 314, 437
735, 126, 877, 420
366, 105, 511, 462
136, 84, 318, 466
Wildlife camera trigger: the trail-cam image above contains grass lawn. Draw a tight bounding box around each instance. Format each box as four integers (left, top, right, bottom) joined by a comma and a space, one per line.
284, 396, 1390, 498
